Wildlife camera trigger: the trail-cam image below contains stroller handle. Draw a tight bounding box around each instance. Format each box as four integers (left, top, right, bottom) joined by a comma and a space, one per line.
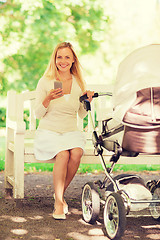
80, 93, 98, 102
80, 92, 112, 102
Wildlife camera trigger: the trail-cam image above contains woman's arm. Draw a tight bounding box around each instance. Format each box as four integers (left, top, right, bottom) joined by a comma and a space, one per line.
34, 78, 63, 119
34, 78, 49, 119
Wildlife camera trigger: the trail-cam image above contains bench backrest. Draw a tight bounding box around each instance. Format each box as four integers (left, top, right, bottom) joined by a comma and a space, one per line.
6, 84, 113, 140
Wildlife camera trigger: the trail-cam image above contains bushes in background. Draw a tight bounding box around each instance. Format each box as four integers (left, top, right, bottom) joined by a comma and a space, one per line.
0, 108, 6, 128
0, 108, 35, 129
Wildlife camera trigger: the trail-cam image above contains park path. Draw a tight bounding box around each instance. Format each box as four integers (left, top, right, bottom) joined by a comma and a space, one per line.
0, 171, 160, 240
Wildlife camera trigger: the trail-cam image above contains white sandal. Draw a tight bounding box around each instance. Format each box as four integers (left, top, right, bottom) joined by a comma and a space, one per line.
53, 193, 68, 214
53, 211, 66, 220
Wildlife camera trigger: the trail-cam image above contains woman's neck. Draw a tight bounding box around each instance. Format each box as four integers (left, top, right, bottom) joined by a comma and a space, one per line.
58, 72, 72, 82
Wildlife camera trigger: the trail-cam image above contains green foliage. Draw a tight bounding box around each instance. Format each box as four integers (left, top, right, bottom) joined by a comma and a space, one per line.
83, 112, 98, 130
0, 108, 39, 129
0, 0, 109, 95
0, 108, 6, 128
24, 109, 39, 130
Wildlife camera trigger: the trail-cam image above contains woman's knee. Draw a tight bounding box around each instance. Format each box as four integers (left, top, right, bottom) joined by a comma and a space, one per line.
56, 150, 70, 161
70, 148, 83, 161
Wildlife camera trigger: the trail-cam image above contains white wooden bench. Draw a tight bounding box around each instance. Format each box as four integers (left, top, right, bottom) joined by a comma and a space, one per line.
5, 84, 160, 198
4, 84, 111, 198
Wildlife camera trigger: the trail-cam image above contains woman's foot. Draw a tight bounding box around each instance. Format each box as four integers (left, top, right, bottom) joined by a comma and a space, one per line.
53, 193, 68, 214
53, 202, 66, 220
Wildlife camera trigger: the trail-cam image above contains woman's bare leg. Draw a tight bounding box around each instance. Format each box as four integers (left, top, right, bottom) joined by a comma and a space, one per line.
53, 150, 69, 215
64, 148, 83, 193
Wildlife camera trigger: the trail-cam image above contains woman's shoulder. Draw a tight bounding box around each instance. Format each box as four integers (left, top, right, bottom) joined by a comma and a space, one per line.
36, 76, 55, 91
38, 76, 55, 85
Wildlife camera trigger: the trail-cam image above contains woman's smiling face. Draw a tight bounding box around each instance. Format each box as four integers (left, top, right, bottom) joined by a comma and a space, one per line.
56, 47, 74, 73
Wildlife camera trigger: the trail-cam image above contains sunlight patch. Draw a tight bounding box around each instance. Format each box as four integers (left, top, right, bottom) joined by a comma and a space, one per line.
78, 218, 91, 225
68, 232, 89, 240
36, 185, 42, 188
142, 225, 160, 229
28, 215, 43, 220
11, 216, 27, 223
11, 229, 28, 235
68, 231, 107, 240
88, 228, 104, 236
70, 208, 81, 215
146, 234, 160, 240
0, 215, 27, 223
0, 215, 9, 220
32, 234, 56, 239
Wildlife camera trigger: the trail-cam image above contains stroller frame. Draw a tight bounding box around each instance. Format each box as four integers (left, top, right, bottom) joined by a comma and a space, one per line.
80, 94, 160, 240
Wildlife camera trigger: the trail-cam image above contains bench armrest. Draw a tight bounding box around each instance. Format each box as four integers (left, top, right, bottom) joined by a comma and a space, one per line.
6, 119, 26, 134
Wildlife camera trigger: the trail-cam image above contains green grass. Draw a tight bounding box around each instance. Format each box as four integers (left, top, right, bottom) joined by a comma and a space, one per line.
77, 163, 160, 174
22, 163, 160, 173
0, 160, 5, 171
0, 135, 5, 171
1, 133, 160, 173
24, 163, 54, 172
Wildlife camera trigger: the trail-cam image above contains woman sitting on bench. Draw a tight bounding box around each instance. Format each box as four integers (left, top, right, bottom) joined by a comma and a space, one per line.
34, 42, 94, 220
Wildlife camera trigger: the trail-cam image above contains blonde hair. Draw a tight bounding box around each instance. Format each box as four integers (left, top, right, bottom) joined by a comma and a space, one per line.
43, 42, 86, 92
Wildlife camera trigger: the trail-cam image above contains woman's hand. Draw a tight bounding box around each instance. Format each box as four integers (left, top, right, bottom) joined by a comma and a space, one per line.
83, 90, 94, 102
43, 88, 64, 108
48, 88, 64, 100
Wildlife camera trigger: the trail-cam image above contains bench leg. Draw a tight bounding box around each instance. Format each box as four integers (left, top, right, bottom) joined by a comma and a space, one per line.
5, 129, 14, 198
13, 134, 25, 198
5, 131, 25, 199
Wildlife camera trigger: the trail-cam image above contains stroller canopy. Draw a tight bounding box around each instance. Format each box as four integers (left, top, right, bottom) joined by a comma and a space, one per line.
113, 44, 160, 122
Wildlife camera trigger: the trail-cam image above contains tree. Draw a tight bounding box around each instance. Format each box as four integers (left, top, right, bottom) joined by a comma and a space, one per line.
0, 0, 109, 95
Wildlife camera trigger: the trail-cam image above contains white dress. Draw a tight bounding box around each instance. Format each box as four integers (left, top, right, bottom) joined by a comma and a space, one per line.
34, 77, 87, 161
34, 129, 86, 160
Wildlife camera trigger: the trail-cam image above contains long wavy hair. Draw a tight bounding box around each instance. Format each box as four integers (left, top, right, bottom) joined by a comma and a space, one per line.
43, 42, 86, 92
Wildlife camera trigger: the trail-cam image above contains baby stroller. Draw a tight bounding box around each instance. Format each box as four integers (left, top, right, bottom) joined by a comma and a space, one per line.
80, 44, 160, 240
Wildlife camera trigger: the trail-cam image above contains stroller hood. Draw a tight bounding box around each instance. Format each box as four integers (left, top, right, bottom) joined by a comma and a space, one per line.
113, 44, 160, 122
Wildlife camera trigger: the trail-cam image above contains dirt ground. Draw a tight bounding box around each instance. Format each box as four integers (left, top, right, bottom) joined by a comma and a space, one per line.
0, 171, 160, 240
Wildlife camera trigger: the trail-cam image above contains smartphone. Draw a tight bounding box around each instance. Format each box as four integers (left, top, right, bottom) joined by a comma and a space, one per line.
54, 81, 62, 89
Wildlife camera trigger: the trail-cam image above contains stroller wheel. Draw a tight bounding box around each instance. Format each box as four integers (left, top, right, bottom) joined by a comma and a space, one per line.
104, 192, 126, 240
81, 182, 100, 224
149, 181, 160, 221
